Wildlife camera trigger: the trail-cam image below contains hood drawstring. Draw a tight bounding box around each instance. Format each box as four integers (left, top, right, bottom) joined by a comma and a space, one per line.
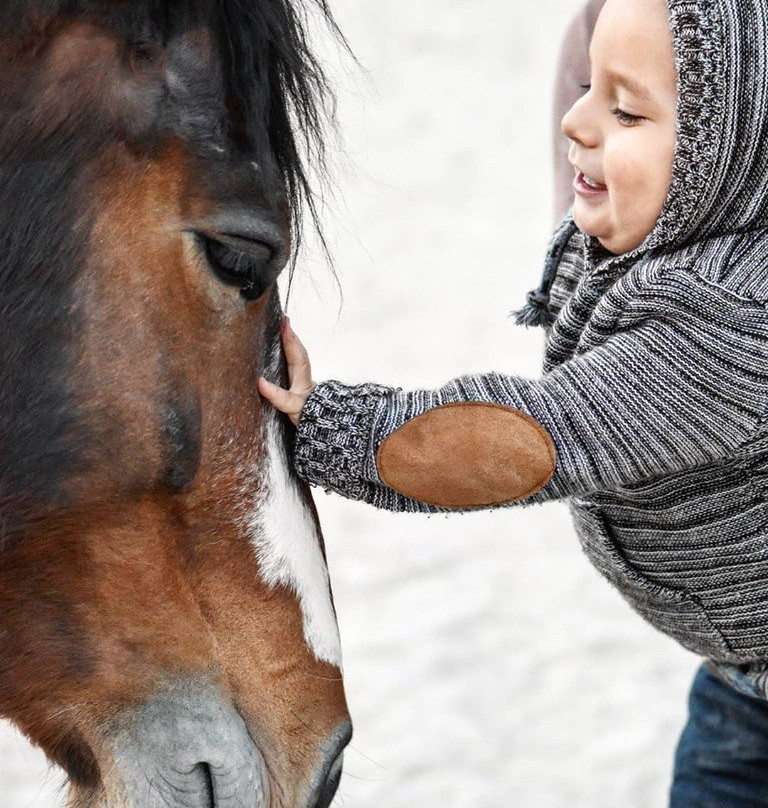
511, 218, 579, 328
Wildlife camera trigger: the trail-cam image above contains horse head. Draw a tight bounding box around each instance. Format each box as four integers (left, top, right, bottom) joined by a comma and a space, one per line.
0, 2, 350, 806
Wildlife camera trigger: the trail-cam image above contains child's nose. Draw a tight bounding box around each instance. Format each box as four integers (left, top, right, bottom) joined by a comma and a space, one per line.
561, 96, 598, 149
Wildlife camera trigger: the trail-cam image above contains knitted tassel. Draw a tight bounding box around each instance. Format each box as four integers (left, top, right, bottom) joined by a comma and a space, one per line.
510, 218, 579, 329
512, 289, 557, 327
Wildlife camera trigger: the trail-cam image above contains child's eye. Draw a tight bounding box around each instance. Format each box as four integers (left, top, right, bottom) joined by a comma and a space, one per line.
579, 83, 591, 92
611, 107, 644, 125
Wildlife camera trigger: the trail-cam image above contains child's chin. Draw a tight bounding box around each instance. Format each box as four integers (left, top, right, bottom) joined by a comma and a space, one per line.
597, 237, 623, 255
572, 214, 623, 255
597, 233, 645, 256
571, 207, 600, 238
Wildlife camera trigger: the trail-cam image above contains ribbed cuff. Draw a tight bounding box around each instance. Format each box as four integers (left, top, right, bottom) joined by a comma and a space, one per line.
294, 379, 396, 500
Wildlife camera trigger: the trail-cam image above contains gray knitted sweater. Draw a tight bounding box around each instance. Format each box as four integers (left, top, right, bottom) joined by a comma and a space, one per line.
294, 0, 768, 666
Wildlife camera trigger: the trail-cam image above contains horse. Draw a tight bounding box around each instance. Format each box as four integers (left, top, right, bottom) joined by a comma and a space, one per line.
0, 2, 351, 806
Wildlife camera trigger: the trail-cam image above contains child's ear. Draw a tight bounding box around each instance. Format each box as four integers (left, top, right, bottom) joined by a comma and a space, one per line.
375, 402, 556, 509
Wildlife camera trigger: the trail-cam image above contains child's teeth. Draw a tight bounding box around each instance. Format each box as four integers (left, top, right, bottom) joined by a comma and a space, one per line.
584, 174, 604, 189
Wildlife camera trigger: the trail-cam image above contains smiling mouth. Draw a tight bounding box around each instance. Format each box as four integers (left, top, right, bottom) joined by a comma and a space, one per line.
582, 173, 606, 189
573, 171, 608, 197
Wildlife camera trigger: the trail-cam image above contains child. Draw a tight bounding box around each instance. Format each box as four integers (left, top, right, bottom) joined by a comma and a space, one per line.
260, 0, 768, 803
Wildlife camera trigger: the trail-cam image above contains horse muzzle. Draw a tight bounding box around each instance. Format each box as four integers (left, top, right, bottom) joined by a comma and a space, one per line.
92, 679, 348, 808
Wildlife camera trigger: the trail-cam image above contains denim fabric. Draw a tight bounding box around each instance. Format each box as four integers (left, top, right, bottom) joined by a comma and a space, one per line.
669, 663, 768, 807
705, 659, 768, 702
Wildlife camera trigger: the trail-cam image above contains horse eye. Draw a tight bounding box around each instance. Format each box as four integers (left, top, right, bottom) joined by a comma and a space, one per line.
196, 232, 275, 301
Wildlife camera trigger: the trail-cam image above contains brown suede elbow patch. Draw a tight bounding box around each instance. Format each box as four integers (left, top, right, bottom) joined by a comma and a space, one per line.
375, 402, 557, 509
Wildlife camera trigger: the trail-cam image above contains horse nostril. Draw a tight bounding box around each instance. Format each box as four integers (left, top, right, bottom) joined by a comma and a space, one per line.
309, 722, 351, 808
317, 755, 344, 808
313, 755, 344, 808
191, 762, 214, 806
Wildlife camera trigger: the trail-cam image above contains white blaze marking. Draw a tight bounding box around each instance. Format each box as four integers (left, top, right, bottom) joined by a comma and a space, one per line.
243, 411, 342, 668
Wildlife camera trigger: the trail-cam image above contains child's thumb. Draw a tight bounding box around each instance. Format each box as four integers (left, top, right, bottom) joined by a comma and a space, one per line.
258, 377, 302, 422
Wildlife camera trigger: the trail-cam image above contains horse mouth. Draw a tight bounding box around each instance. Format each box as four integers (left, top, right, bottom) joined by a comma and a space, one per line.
195, 230, 277, 301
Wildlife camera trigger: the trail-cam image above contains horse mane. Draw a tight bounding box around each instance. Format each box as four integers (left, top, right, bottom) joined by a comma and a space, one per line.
0, 0, 347, 256
208, 0, 346, 258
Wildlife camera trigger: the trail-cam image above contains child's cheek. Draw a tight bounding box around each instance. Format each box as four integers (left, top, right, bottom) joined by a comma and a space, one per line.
607, 148, 654, 218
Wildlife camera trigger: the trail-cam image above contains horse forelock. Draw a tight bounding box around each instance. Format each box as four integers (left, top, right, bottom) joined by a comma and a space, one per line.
0, 0, 344, 248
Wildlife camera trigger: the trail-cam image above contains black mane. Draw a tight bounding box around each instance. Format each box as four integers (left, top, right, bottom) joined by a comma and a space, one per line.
1, 0, 345, 252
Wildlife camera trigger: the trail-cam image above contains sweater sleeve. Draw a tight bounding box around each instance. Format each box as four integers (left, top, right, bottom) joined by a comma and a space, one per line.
293, 265, 768, 513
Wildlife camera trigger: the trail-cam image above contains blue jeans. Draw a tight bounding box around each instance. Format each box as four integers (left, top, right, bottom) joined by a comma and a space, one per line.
669, 663, 768, 807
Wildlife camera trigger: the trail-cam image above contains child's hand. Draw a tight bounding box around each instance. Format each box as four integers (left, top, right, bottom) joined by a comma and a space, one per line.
258, 318, 316, 427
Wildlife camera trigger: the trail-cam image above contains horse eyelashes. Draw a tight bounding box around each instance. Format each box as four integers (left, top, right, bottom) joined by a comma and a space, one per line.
196, 232, 275, 301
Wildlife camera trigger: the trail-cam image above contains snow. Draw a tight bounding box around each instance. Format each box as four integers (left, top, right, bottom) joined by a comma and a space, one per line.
1, 1, 701, 805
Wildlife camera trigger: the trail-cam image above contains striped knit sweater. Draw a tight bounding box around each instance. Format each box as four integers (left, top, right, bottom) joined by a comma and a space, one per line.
293, 0, 768, 666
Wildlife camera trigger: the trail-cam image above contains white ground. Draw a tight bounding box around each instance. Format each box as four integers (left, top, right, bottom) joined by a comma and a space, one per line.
1, 1, 702, 806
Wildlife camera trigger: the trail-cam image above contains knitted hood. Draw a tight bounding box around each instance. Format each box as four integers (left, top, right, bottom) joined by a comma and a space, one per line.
517, 0, 768, 326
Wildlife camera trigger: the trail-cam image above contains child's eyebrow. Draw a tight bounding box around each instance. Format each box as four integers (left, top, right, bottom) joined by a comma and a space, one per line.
586, 48, 655, 102
606, 70, 653, 101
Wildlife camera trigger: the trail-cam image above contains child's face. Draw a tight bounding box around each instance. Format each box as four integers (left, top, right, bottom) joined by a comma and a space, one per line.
561, 0, 677, 255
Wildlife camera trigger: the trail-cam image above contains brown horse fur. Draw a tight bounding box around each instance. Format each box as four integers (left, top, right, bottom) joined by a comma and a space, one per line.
0, 4, 350, 807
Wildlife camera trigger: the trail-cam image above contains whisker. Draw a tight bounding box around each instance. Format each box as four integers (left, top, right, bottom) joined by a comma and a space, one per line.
344, 745, 387, 770
45, 702, 89, 724
341, 771, 388, 782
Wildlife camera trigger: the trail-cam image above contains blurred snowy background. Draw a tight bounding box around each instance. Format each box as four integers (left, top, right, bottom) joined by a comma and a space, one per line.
2, 0, 701, 806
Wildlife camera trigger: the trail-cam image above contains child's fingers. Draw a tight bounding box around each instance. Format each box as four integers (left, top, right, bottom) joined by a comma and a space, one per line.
282, 318, 313, 387
258, 377, 304, 422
